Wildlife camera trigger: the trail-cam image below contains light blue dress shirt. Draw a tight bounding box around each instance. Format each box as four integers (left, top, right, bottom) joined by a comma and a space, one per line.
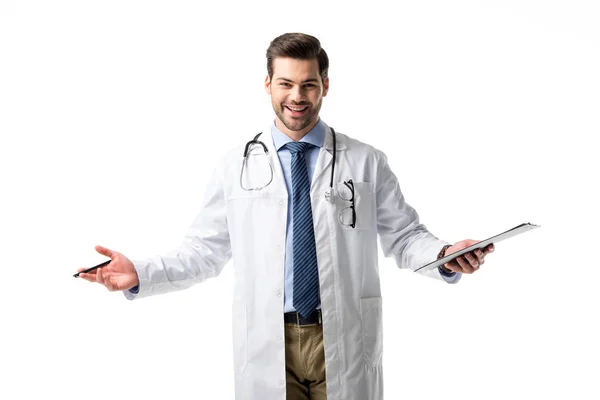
271, 119, 326, 313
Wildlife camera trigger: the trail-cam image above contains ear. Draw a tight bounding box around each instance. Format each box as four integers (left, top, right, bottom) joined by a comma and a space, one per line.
322, 76, 329, 97
264, 75, 272, 95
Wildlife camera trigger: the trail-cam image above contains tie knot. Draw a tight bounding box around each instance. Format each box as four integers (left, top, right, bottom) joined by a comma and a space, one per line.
285, 141, 312, 155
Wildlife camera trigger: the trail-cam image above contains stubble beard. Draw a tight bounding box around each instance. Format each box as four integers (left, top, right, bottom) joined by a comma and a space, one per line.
273, 99, 322, 134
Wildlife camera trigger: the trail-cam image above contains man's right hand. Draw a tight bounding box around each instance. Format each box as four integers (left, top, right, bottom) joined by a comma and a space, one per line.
77, 245, 139, 292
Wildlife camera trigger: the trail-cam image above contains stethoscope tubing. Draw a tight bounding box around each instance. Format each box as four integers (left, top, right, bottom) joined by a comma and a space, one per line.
241, 127, 337, 197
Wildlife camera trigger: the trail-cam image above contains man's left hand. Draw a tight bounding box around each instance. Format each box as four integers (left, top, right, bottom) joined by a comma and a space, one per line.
442, 240, 495, 274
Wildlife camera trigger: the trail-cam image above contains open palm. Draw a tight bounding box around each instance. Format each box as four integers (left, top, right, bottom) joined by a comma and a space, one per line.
77, 245, 139, 291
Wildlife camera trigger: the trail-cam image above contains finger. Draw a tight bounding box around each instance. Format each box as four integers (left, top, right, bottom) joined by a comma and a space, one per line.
444, 254, 463, 271
443, 262, 459, 274
95, 245, 117, 259
105, 274, 115, 291
75, 268, 89, 278
456, 256, 475, 274
474, 249, 485, 264
79, 273, 97, 282
97, 268, 105, 285
482, 243, 495, 255
464, 252, 480, 270
78, 267, 98, 275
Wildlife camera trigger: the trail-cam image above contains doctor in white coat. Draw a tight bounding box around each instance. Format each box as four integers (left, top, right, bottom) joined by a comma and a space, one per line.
77, 33, 494, 400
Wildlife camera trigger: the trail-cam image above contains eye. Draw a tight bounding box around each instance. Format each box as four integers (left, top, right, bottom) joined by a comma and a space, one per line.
279, 82, 291, 87
304, 84, 316, 88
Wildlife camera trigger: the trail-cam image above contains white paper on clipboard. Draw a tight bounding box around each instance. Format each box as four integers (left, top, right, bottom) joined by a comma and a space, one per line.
414, 222, 540, 273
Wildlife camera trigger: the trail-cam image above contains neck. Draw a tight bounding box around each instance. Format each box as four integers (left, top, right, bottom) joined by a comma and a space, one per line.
275, 117, 320, 142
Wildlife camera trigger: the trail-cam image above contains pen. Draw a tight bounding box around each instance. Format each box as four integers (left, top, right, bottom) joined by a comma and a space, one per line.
73, 259, 111, 278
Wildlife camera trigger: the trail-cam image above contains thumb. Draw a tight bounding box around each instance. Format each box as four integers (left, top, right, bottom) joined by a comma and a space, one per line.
462, 239, 480, 247
451, 239, 479, 251
95, 245, 117, 259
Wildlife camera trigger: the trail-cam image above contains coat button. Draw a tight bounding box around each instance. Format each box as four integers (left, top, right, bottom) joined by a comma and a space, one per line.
279, 200, 284, 206
276, 289, 282, 297
277, 336, 283, 342
279, 380, 285, 387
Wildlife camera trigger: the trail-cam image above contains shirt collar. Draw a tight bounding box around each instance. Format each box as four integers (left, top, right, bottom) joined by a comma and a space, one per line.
271, 118, 326, 151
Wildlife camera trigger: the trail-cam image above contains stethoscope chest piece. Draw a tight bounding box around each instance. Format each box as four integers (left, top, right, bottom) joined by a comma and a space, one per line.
324, 187, 335, 203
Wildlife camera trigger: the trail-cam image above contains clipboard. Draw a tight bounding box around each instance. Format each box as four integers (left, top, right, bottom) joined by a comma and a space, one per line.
414, 222, 540, 273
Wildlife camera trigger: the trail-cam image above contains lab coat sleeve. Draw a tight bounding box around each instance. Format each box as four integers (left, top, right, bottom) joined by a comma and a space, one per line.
124, 160, 232, 300
375, 150, 461, 283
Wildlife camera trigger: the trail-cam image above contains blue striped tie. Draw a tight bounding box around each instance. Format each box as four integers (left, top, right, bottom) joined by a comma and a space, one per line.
285, 141, 320, 319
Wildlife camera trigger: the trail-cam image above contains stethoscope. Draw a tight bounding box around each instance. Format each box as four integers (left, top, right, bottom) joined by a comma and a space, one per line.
240, 127, 337, 203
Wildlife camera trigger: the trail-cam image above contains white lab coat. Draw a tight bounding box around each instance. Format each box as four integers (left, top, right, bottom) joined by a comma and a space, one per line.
125, 122, 459, 399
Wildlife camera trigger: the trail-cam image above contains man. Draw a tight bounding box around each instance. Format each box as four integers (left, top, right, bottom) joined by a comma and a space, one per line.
77, 33, 494, 400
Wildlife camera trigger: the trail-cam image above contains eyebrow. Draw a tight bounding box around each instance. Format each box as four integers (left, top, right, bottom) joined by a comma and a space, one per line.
276, 78, 320, 84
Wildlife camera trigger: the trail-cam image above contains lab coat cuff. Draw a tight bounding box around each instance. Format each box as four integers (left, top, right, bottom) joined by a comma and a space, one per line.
123, 259, 151, 300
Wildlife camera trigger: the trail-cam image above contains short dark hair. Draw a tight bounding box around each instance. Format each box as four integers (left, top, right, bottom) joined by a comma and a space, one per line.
266, 33, 329, 83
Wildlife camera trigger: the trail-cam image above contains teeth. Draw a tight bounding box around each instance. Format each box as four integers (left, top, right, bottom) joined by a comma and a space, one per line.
287, 106, 307, 111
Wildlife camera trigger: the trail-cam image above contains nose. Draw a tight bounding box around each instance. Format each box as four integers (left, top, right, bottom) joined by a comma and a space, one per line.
288, 85, 306, 103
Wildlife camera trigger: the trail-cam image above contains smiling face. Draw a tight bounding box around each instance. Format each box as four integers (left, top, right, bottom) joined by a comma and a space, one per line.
265, 57, 329, 140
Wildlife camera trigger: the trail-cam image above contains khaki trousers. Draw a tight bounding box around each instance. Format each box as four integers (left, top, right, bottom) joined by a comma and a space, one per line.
284, 322, 327, 399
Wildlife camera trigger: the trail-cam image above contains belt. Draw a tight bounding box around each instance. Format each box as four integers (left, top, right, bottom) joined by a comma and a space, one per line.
284, 309, 322, 325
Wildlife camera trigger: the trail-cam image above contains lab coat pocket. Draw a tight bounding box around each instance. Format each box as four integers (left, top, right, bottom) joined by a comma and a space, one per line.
336, 181, 376, 231
360, 296, 383, 368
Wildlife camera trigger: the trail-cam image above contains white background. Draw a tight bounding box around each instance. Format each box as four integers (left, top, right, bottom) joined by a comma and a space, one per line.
1, 1, 599, 399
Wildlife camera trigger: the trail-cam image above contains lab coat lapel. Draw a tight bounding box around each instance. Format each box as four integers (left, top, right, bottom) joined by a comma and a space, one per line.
262, 125, 288, 198
311, 123, 346, 193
